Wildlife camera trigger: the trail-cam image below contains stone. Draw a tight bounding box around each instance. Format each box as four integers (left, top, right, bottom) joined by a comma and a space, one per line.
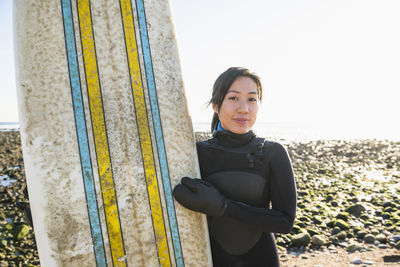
292, 224, 301, 233
391, 235, 400, 242
336, 212, 350, 221
335, 231, 347, 240
309, 228, 321, 236
335, 219, 350, 230
364, 234, 375, 244
312, 216, 323, 225
378, 244, 387, 249
331, 201, 338, 207
330, 237, 339, 245
382, 201, 394, 208
350, 258, 363, 264
291, 232, 311, 247
331, 227, 341, 235
346, 204, 366, 217
13, 225, 30, 240
357, 230, 367, 239
375, 233, 387, 243
346, 243, 358, 252
395, 240, 400, 249
327, 219, 336, 228
363, 260, 374, 265
311, 235, 326, 246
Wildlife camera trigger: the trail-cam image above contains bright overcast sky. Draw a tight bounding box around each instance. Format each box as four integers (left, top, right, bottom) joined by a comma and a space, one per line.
1, 0, 400, 130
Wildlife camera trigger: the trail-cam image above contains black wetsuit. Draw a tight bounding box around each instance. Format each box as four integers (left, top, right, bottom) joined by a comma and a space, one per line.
196, 130, 297, 267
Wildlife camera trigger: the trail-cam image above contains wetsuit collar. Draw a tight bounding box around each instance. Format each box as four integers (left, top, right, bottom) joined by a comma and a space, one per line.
212, 129, 256, 147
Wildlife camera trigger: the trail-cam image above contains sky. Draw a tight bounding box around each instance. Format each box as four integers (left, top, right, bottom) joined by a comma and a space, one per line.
1, 1, 400, 134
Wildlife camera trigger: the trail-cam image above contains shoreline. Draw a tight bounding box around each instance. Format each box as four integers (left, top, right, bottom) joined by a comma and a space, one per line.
0, 131, 399, 266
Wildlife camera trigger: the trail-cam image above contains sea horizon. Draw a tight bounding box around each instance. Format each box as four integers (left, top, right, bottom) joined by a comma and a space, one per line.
2, 121, 399, 141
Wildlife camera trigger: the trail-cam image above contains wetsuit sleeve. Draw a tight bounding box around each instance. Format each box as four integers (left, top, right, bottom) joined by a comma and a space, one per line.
223, 142, 297, 233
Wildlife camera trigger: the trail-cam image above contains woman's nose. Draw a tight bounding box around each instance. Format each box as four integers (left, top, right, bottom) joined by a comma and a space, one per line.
237, 101, 249, 113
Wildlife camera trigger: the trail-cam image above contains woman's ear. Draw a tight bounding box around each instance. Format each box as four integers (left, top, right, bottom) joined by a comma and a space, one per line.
212, 103, 218, 114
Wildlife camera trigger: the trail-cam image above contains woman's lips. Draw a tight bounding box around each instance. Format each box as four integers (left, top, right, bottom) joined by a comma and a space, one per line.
234, 118, 248, 125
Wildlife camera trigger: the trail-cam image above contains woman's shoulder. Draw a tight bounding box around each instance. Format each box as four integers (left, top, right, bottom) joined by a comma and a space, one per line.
252, 137, 289, 157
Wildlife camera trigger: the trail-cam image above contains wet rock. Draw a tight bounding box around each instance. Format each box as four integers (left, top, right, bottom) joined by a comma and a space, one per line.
382, 201, 394, 208
291, 232, 311, 247
330, 237, 339, 245
375, 233, 387, 243
334, 231, 347, 240
391, 235, 400, 242
331, 227, 341, 235
336, 212, 350, 221
335, 219, 350, 230
345, 203, 366, 217
307, 229, 320, 236
311, 235, 326, 246
13, 225, 30, 240
346, 243, 358, 252
378, 244, 387, 249
363, 234, 375, 244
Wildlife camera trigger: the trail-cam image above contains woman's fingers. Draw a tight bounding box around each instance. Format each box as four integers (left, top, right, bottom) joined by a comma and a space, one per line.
173, 184, 198, 206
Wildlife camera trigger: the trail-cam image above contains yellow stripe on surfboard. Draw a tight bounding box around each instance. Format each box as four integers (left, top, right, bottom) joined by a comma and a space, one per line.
120, 0, 171, 266
76, 0, 126, 266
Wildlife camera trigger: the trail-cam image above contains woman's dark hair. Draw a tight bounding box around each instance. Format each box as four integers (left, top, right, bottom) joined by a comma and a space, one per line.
209, 67, 263, 132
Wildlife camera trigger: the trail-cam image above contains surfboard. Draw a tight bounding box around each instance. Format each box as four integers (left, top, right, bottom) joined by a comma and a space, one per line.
13, 0, 212, 266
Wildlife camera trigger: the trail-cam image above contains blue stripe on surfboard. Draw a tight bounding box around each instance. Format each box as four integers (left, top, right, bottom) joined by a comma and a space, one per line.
135, 1, 184, 266
60, 1, 107, 266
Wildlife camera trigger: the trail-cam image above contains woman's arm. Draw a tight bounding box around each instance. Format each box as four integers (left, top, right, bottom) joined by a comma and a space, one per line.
223, 142, 297, 233
174, 142, 297, 233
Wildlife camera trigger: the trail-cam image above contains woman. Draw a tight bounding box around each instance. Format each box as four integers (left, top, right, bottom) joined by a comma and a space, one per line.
173, 67, 297, 267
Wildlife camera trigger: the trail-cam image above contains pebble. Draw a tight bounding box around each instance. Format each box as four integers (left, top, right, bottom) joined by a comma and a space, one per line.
363, 260, 374, 265
364, 234, 375, 244
391, 235, 400, 242
375, 233, 387, 243
351, 258, 363, 264
378, 244, 387, 249
347, 243, 358, 252
0, 175, 17, 187
311, 235, 326, 246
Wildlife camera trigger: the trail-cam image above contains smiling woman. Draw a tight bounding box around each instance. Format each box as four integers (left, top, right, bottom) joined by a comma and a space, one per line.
173, 67, 297, 267
209, 67, 262, 133
212, 75, 260, 134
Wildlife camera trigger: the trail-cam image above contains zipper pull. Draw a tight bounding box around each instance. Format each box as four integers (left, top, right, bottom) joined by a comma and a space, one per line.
246, 153, 255, 168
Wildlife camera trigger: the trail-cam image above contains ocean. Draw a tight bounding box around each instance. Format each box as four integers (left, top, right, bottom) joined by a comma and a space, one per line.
2, 121, 399, 141
194, 121, 400, 141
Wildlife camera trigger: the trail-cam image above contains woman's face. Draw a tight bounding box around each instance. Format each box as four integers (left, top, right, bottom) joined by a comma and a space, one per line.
213, 76, 259, 134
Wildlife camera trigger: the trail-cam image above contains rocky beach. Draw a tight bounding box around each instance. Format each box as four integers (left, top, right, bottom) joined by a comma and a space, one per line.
0, 130, 399, 266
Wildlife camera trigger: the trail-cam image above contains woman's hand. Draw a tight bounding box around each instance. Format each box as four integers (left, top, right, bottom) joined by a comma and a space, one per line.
173, 177, 230, 217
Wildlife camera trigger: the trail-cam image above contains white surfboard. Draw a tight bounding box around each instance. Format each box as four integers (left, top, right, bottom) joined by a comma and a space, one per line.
14, 0, 212, 266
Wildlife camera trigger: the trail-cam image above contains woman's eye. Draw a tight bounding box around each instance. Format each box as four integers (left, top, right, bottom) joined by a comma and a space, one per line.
228, 96, 238, 101
249, 97, 257, 102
